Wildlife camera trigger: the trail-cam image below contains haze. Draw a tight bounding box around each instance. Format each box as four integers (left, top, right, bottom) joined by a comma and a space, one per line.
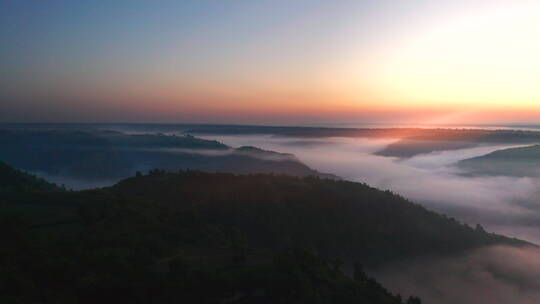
5, 1, 540, 303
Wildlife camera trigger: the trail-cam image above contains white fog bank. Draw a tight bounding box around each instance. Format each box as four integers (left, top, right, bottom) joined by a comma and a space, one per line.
199, 134, 540, 245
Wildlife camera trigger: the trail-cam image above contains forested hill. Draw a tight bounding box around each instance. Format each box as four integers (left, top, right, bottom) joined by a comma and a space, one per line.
458, 144, 540, 177
109, 171, 527, 264
0, 161, 59, 191
1, 165, 420, 304
0, 129, 334, 186
1, 164, 530, 303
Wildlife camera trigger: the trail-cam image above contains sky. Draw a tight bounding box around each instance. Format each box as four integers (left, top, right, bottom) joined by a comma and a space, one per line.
1, 0, 540, 124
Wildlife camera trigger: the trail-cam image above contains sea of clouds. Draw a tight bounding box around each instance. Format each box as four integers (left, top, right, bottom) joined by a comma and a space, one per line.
196, 133, 540, 304
197, 134, 540, 243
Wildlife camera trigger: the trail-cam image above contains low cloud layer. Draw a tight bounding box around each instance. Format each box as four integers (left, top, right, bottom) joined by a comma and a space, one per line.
27, 129, 540, 303
201, 135, 540, 303
371, 245, 540, 304
199, 134, 540, 245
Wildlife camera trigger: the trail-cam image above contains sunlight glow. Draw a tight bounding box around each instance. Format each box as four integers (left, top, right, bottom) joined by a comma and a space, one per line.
373, 2, 540, 111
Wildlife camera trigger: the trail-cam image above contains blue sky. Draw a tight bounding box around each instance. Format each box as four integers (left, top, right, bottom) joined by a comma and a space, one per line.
2, 1, 539, 124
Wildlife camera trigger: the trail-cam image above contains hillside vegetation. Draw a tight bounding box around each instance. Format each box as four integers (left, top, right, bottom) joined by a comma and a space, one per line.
0, 162, 60, 192
1, 163, 529, 303
0, 129, 332, 186
458, 144, 540, 177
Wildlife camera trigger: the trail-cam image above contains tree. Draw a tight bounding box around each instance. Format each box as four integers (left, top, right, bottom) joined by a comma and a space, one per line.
353, 262, 368, 282
475, 224, 486, 233
407, 296, 422, 304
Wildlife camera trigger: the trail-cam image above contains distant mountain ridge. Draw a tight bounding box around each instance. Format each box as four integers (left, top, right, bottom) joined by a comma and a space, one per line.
458, 144, 540, 177
0, 128, 335, 187
6, 123, 540, 159
374, 131, 540, 157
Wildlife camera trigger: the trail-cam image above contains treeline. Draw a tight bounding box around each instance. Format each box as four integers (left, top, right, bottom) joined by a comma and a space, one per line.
0, 166, 528, 303
0, 129, 328, 183
108, 170, 525, 264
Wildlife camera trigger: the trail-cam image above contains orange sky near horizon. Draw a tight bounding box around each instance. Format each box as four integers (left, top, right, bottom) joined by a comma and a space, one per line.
2, 0, 540, 124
